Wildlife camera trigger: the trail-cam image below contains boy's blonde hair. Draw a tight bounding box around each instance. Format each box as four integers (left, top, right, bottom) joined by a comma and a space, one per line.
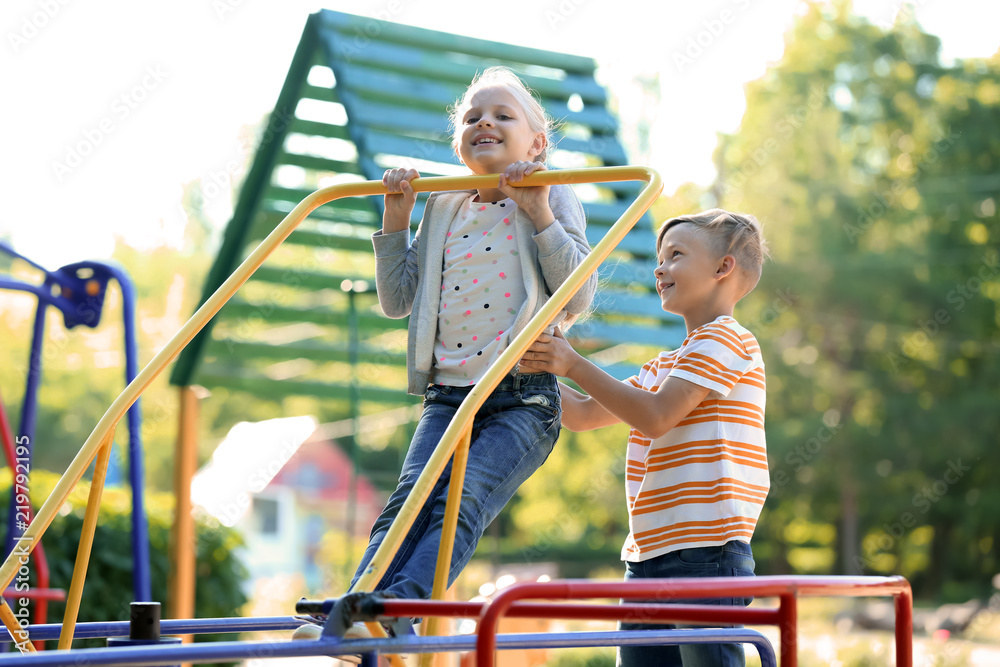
449, 66, 553, 163
657, 209, 769, 297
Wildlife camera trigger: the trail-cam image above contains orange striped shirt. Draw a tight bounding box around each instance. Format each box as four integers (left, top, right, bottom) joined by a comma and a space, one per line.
621, 316, 768, 561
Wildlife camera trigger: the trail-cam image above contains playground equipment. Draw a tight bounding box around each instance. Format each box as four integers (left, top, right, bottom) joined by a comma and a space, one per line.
168, 8, 678, 620
0, 12, 915, 665
0, 168, 914, 665
0, 242, 151, 646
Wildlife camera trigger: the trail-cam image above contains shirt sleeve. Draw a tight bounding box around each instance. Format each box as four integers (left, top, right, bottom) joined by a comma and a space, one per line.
372, 227, 420, 318
624, 354, 662, 390
532, 184, 596, 315
668, 324, 756, 398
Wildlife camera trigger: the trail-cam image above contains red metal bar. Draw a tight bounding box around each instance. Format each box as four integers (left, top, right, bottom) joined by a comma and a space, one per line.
377, 599, 780, 625
778, 593, 797, 667
468, 576, 911, 667
895, 583, 913, 666
1, 589, 66, 602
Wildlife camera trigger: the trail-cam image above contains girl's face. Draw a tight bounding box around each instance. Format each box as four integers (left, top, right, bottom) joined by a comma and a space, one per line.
456, 86, 546, 175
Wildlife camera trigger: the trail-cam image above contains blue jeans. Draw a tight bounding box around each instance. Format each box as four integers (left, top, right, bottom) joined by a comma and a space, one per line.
618, 540, 756, 667
351, 372, 561, 600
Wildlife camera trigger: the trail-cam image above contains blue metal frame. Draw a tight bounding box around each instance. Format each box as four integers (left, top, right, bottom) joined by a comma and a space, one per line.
0, 242, 151, 603
0, 618, 776, 666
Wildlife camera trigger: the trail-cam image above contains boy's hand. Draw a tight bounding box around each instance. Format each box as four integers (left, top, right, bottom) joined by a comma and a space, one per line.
519, 327, 579, 377
498, 161, 554, 231
383, 168, 419, 233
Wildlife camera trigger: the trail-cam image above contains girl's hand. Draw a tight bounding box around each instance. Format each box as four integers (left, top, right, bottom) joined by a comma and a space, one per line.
382, 168, 419, 233
519, 327, 579, 377
498, 161, 555, 231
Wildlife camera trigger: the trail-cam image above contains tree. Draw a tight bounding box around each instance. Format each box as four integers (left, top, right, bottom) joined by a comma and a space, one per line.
714, 0, 999, 599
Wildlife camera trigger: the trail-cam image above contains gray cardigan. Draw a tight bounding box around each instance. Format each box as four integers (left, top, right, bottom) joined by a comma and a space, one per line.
372, 184, 597, 395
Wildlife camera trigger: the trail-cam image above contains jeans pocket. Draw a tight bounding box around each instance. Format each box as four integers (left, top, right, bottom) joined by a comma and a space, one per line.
733, 567, 755, 607
676, 546, 723, 568
518, 385, 560, 418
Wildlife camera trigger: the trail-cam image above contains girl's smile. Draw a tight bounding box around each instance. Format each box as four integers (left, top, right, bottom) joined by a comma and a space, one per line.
457, 86, 545, 175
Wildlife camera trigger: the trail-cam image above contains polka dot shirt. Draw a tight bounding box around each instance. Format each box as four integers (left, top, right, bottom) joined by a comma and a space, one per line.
434, 196, 527, 386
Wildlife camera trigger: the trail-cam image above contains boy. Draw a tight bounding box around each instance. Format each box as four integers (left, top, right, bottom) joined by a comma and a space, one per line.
519, 209, 769, 667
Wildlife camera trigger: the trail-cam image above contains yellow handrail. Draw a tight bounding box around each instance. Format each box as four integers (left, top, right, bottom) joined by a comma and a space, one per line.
0, 166, 660, 654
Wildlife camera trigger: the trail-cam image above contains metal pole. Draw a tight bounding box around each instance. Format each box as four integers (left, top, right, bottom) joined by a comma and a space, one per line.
346, 284, 359, 574
114, 268, 152, 603
169, 387, 199, 636
3, 298, 46, 560
58, 436, 114, 650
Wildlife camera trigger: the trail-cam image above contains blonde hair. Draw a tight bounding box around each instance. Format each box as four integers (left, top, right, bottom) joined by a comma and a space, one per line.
449, 66, 553, 163
657, 209, 769, 296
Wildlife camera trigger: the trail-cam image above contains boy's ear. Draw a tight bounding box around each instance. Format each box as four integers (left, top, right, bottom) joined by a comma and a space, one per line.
716, 255, 737, 280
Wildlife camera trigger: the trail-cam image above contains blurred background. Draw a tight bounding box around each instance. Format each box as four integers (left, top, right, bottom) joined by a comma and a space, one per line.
2, 0, 998, 664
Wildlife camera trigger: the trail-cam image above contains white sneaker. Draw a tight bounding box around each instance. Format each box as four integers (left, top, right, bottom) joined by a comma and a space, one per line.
291, 623, 323, 640
291, 621, 375, 664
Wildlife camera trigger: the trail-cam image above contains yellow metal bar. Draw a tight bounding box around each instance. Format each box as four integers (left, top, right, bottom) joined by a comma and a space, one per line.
419, 427, 472, 667
363, 622, 405, 667
431, 426, 471, 599
0, 598, 36, 653
350, 166, 662, 595
169, 386, 199, 629
0, 167, 659, 646
58, 435, 113, 650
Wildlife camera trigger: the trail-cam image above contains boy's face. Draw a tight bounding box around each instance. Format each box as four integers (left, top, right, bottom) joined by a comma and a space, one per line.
456, 86, 545, 175
654, 223, 725, 316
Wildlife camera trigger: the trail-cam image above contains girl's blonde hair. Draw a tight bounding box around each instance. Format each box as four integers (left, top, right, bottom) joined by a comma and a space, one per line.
449, 66, 553, 163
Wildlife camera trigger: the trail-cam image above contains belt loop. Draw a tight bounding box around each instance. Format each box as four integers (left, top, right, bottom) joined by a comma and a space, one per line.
511, 368, 523, 391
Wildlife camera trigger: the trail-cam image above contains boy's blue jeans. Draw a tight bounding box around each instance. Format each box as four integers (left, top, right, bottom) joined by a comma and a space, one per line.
618, 540, 756, 667
351, 372, 561, 600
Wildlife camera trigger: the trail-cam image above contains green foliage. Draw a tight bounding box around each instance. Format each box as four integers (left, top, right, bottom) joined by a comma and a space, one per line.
0, 469, 248, 653
547, 648, 616, 667
714, 1, 1000, 599
473, 4, 1000, 604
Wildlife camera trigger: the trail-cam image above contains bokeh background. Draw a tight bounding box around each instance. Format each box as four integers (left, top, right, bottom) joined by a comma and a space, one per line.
2, 1, 998, 665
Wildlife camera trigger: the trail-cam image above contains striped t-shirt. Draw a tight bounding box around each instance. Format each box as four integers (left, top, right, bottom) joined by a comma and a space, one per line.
621, 315, 768, 562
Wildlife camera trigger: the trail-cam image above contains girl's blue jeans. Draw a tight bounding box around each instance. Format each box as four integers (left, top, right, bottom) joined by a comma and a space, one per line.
617, 540, 756, 667
350, 372, 561, 600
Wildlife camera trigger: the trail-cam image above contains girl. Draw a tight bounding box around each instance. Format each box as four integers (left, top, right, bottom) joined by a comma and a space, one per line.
357, 66, 597, 602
